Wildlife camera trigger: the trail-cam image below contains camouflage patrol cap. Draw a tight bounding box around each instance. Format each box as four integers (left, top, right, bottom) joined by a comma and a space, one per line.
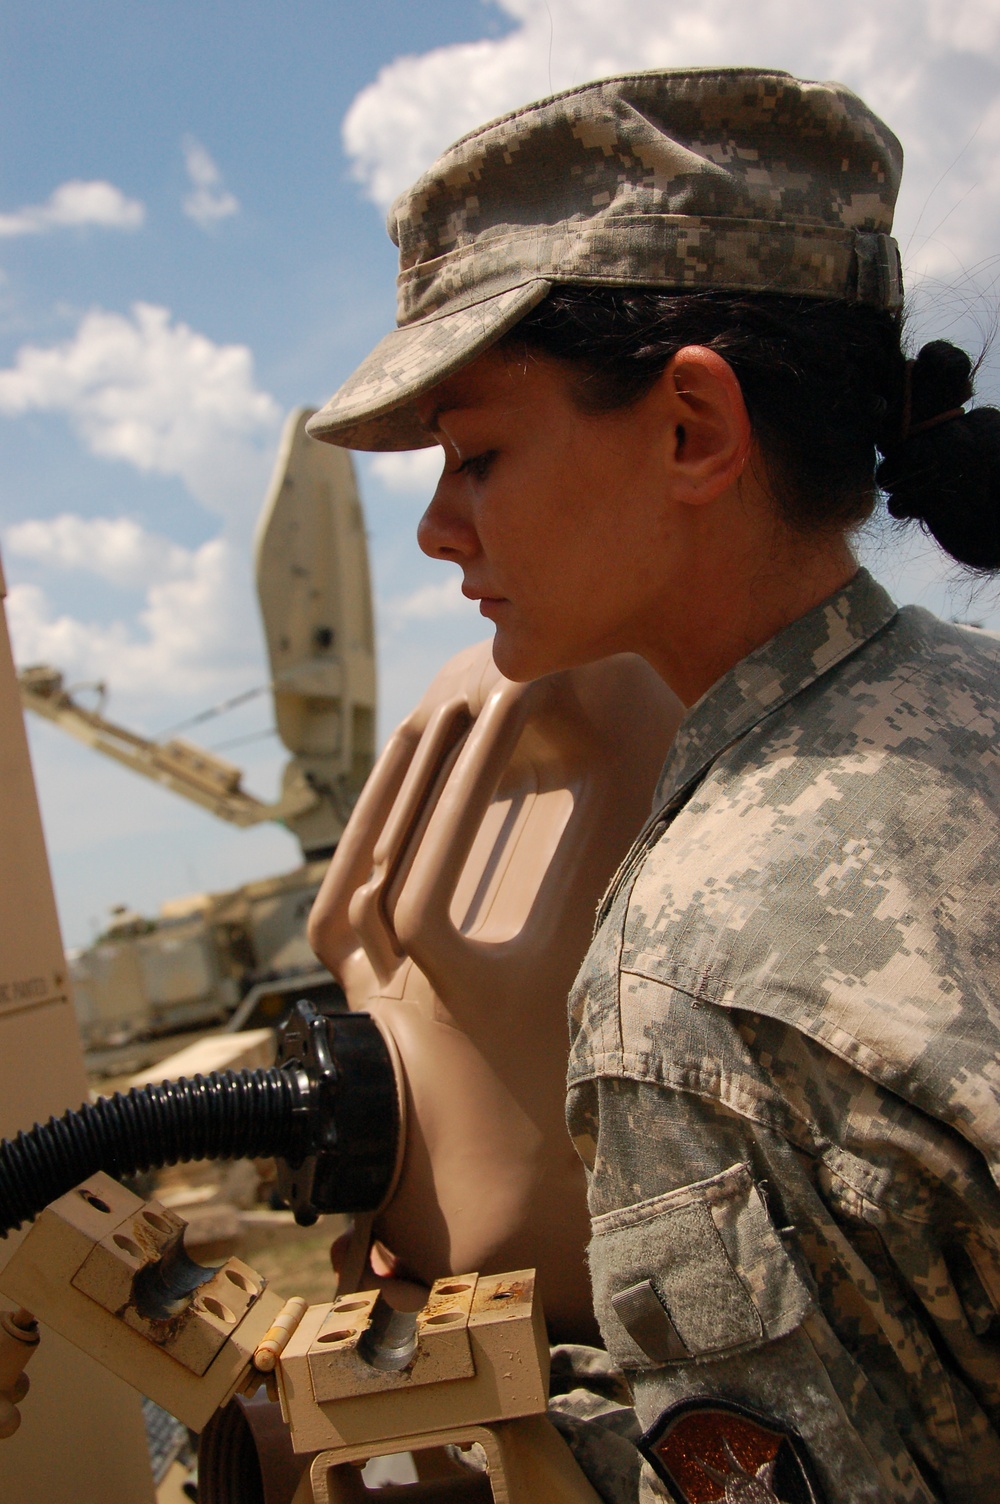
309, 67, 904, 452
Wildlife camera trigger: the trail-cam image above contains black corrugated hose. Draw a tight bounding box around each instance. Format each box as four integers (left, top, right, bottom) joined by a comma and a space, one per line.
0, 1067, 311, 1238
0, 1003, 400, 1236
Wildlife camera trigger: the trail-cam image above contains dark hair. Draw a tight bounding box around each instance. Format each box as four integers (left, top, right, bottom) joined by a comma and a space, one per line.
503, 286, 1000, 572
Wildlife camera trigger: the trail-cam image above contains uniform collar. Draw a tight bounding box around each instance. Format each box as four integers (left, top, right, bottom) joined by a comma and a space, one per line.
654, 567, 898, 810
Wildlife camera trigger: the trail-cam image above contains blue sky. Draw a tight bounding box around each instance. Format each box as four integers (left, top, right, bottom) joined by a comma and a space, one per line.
4, 0, 1000, 948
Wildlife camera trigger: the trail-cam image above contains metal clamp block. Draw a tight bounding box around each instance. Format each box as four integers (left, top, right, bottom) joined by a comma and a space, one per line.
0, 1172, 284, 1430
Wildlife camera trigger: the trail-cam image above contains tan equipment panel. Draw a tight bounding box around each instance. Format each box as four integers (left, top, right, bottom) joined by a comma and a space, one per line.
0, 548, 154, 1503
256, 409, 377, 856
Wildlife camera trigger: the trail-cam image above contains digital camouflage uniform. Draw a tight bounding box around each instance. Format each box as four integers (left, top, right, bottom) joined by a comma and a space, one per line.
563, 569, 1000, 1503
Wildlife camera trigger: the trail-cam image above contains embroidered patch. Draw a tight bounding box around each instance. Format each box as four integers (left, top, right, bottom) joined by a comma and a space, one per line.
640, 1398, 825, 1503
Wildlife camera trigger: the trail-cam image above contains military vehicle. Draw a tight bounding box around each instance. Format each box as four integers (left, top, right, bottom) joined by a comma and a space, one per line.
17, 408, 376, 1050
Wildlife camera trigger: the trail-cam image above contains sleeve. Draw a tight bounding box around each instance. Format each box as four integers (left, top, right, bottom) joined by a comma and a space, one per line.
568, 1072, 940, 1504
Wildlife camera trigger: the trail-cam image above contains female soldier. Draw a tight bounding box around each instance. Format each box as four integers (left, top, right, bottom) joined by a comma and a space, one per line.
308, 70, 1000, 1502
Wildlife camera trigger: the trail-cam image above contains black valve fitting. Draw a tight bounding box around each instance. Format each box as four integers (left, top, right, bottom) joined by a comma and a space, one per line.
274, 1000, 399, 1225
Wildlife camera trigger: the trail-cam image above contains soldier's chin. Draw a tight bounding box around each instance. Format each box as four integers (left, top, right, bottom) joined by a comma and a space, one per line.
490, 628, 537, 684
490, 628, 563, 685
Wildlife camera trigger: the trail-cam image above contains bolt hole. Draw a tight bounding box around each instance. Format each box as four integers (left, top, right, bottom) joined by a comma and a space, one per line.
142, 1211, 172, 1234
424, 1312, 462, 1326
113, 1234, 142, 1259
317, 1329, 354, 1344
200, 1297, 236, 1323
79, 1190, 111, 1213
436, 1283, 471, 1295
225, 1269, 252, 1292
334, 1299, 369, 1312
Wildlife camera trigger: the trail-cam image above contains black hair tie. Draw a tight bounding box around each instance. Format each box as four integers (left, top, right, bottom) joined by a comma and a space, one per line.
897, 354, 973, 446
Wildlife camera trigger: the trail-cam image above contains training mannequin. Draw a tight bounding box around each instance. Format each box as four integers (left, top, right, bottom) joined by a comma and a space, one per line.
309, 641, 681, 1339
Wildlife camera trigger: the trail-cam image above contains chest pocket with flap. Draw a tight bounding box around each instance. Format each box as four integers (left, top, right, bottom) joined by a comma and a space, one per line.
589, 1162, 812, 1370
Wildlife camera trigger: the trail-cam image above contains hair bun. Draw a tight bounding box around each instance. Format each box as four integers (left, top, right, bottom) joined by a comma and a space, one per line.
908, 339, 974, 429
878, 403, 1000, 570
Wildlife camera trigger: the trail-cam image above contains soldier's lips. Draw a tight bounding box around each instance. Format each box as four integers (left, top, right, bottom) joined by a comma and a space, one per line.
465, 591, 508, 619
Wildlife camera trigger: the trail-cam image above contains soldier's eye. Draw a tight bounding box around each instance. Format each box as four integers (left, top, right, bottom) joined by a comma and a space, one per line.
459, 450, 497, 481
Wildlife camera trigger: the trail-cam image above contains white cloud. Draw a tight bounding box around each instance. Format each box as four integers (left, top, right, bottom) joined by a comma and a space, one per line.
369, 447, 442, 493
0, 180, 144, 237
5, 526, 261, 701
0, 301, 285, 778
5, 514, 194, 591
384, 572, 475, 624
342, 0, 1000, 290
0, 303, 281, 523
926, 0, 1000, 54
182, 137, 240, 230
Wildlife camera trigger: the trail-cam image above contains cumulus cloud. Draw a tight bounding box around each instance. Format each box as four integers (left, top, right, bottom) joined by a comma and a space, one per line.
369, 448, 442, 493
182, 137, 240, 230
5, 523, 260, 702
0, 179, 145, 238
342, 0, 1000, 289
0, 302, 281, 522
0, 305, 282, 713
5, 514, 194, 591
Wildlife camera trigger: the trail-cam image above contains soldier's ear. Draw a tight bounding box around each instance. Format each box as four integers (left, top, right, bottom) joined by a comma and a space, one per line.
655, 346, 752, 505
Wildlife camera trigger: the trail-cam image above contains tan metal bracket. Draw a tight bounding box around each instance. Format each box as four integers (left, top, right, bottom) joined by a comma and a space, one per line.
304, 1416, 601, 1504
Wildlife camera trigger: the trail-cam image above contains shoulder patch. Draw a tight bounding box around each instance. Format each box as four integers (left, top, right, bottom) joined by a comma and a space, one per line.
640, 1398, 826, 1503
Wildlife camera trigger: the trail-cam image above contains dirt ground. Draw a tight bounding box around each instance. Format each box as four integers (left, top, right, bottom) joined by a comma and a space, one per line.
237, 1215, 344, 1304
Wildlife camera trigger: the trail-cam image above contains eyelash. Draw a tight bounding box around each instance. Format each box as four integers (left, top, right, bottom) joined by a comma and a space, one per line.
458, 450, 496, 481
